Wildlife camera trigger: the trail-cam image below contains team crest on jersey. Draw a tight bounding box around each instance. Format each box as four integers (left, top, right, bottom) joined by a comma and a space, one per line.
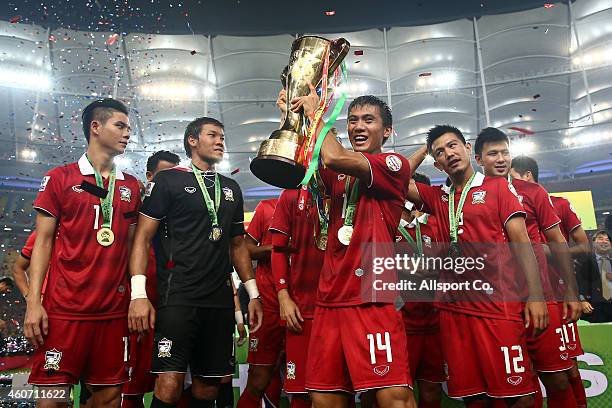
44, 349, 62, 370
373, 365, 390, 376
385, 155, 402, 172
223, 187, 234, 201
507, 376, 523, 386
184, 186, 196, 194
441, 194, 449, 202
144, 182, 155, 197
423, 235, 432, 248
72, 185, 84, 193
338, 174, 346, 181
119, 186, 132, 202
472, 190, 486, 204
39, 176, 50, 192
158, 338, 172, 358
286, 361, 296, 380
249, 337, 259, 352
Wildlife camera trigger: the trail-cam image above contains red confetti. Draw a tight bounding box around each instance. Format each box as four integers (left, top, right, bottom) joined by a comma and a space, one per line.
166, 260, 175, 269
354, 50, 364, 56
48, 34, 56, 42
418, 72, 432, 77
231, 168, 240, 175
190, 50, 197, 55
324, 10, 336, 16
508, 127, 535, 135
544, 3, 555, 8
9, 15, 21, 23
105, 33, 119, 46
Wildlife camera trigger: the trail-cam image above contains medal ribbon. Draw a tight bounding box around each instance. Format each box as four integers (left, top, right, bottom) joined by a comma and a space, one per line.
300, 62, 348, 186
342, 176, 360, 228
448, 173, 475, 243
87, 155, 116, 229
398, 222, 422, 256
191, 163, 221, 228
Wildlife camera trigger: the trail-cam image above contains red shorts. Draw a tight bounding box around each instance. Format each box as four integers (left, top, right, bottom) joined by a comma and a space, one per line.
247, 308, 284, 365
527, 303, 574, 372
564, 321, 584, 359
284, 319, 313, 394
305, 304, 411, 393
29, 318, 129, 386
406, 331, 444, 384
122, 331, 155, 395
440, 310, 536, 398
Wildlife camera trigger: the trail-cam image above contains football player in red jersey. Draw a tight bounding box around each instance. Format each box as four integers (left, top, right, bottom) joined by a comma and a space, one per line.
269, 187, 327, 408
287, 85, 426, 408
406, 125, 548, 408
238, 197, 283, 408
397, 174, 444, 408
24, 98, 141, 407
510, 156, 589, 408
121, 151, 180, 408
474, 128, 581, 408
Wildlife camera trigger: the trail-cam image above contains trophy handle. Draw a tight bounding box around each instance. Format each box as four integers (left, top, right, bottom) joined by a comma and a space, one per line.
327, 38, 350, 77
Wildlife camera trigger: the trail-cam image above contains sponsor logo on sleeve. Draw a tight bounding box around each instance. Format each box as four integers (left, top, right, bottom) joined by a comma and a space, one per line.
39, 176, 50, 192
144, 182, 155, 197
385, 155, 402, 172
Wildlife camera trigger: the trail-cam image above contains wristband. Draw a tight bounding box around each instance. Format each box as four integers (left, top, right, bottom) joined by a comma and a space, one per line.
235, 311, 244, 325
130, 275, 148, 300
244, 279, 260, 300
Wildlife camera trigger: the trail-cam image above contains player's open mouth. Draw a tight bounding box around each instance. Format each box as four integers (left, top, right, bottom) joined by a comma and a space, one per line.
448, 158, 460, 167
353, 135, 368, 145
495, 165, 507, 171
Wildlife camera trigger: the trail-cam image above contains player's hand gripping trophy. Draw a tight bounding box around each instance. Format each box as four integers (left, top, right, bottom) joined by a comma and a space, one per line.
250, 36, 350, 189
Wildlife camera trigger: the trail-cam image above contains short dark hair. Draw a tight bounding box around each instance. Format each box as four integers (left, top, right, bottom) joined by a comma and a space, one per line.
474, 127, 509, 156
146, 150, 180, 173
0, 277, 14, 287
412, 172, 431, 186
183, 117, 224, 158
348, 95, 392, 136
593, 230, 611, 242
426, 125, 465, 154
511, 155, 539, 182
82, 98, 129, 142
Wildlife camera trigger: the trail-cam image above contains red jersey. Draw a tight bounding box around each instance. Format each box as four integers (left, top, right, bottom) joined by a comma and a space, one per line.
549, 195, 581, 242
396, 213, 441, 334
417, 172, 527, 321
246, 198, 278, 312
33, 154, 141, 320
21, 231, 37, 259
270, 188, 325, 318
318, 152, 412, 307
511, 178, 560, 299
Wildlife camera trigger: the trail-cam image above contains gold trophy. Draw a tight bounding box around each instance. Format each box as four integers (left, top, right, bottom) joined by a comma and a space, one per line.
250, 36, 350, 189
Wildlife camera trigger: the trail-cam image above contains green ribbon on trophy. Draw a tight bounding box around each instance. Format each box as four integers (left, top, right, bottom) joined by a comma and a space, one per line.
398, 222, 423, 256
87, 155, 117, 247
300, 62, 348, 186
338, 176, 359, 245
447, 172, 475, 257
191, 163, 222, 242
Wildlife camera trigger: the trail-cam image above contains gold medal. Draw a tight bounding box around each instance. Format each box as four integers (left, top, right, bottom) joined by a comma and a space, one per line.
316, 234, 328, 251
337, 225, 353, 246
209, 225, 223, 242
96, 227, 115, 247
